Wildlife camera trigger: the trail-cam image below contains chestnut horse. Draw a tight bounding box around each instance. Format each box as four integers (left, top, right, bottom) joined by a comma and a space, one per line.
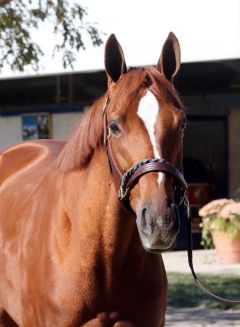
0, 33, 187, 327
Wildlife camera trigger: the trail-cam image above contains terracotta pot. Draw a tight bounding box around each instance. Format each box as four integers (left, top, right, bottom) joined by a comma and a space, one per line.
212, 230, 240, 264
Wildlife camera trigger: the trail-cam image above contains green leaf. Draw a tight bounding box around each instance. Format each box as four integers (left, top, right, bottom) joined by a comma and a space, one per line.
0, 0, 103, 72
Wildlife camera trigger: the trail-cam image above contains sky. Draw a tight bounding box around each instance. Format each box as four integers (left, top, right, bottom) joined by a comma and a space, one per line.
1, 0, 240, 79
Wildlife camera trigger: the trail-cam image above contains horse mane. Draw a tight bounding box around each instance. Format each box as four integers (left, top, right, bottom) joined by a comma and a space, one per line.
55, 96, 105, 172
55, 67, 184, 172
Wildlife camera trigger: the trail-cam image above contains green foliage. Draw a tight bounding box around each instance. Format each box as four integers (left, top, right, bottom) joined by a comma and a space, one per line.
0, 0, 103, 71
202, 216, 240, 247
168, 273, 240, 310
201, 228, 213, 249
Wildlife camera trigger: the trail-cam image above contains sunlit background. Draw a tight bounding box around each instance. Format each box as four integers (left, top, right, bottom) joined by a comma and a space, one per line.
0, 0, 240, 249
1, 0, 240, 77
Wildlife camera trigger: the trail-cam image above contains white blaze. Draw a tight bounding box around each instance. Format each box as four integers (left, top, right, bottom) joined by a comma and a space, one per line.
138, 90, 163, 184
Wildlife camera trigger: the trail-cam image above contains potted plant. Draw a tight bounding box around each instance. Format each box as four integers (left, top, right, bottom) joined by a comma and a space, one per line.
199, 198, 240, 264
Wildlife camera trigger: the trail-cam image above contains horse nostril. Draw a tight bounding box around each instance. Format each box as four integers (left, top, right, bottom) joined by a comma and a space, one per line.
140, 205, 154, 236
143, 207, 154, 226
141, 207, 147, 227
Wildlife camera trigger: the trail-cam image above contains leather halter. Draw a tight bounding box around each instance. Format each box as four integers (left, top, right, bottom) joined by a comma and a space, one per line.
102, 97, 187, 204
102, 96, 240, 304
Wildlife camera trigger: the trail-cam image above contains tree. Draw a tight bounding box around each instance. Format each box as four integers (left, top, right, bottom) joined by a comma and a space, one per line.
0, 0, 103, 71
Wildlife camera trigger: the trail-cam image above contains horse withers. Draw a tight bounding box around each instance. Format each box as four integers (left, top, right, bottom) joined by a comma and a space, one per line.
0, 33, 187, 326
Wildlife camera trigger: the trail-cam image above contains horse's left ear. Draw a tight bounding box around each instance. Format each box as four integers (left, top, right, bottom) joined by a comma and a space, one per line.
105, 34, 127, 84
157, 32, 181, 81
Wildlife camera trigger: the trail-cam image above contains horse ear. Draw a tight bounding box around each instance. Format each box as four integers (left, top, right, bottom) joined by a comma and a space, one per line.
105, 34, 127, 83
157, 32, 181, 81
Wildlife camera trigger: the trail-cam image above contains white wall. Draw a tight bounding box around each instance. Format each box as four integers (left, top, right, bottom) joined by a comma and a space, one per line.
0, 111, 84, 151
52, 112, 83, 140
0, 115, 22, 151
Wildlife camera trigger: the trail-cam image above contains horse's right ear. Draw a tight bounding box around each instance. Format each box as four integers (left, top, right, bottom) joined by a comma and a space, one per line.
157, 32, 181, 81
105, 34, 127, 84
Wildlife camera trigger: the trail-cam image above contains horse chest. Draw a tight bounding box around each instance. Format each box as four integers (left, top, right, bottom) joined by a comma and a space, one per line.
51, 259, 166, 327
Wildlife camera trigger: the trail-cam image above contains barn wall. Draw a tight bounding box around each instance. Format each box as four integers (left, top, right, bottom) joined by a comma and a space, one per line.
52, 112, 83, 140
0, 111, 84, 151
0, 116, 22, 151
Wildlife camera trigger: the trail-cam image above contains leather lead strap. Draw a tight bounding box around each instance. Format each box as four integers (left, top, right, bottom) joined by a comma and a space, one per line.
186, 204, 240, 304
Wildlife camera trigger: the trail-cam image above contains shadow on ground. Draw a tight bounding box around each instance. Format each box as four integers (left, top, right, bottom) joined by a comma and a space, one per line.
166, 307, 240, 327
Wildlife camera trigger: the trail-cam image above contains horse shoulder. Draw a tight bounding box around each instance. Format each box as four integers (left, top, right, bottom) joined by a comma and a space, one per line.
0, 140, 65, 185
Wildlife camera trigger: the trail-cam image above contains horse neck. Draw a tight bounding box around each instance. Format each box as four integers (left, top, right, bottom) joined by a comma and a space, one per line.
62, 146, 143, 266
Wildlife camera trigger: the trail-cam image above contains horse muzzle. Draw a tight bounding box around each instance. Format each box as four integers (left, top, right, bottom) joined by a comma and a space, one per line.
136, 202, 179, 253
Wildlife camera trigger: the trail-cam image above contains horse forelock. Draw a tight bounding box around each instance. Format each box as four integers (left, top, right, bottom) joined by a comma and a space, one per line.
55, 67, 184, 172
117, 67, 184, 112
145, 67, 185, 111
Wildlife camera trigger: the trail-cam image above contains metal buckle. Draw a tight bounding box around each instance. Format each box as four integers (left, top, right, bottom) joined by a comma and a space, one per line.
183, 195, 190, 219
118, 186, 129, 200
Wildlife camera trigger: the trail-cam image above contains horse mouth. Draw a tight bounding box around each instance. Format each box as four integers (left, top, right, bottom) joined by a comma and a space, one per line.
138, 229, 177, 253
142, 241, 176, 253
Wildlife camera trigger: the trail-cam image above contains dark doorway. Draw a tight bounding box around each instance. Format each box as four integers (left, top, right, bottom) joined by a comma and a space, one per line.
184, 116, 228, 198
176, 115, 228, 250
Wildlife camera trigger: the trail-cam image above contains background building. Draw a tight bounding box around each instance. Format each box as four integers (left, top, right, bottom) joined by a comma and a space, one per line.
1, 58, 239, 198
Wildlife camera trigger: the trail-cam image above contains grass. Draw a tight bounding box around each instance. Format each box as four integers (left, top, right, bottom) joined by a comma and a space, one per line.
167, 273, 240, 310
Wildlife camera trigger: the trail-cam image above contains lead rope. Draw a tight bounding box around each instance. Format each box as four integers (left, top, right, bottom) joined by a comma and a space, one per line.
185, 196, 240, 304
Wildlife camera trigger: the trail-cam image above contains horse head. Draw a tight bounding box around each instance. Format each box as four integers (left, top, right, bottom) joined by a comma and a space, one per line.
103, 33, 187, 253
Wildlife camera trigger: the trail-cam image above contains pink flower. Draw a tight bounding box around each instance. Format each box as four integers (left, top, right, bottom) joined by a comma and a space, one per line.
219, 202, 240, 220
199, 199, 234, 218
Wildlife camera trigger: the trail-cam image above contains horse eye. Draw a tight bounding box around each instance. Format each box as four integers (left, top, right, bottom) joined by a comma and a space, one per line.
109, 122, 121, 135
